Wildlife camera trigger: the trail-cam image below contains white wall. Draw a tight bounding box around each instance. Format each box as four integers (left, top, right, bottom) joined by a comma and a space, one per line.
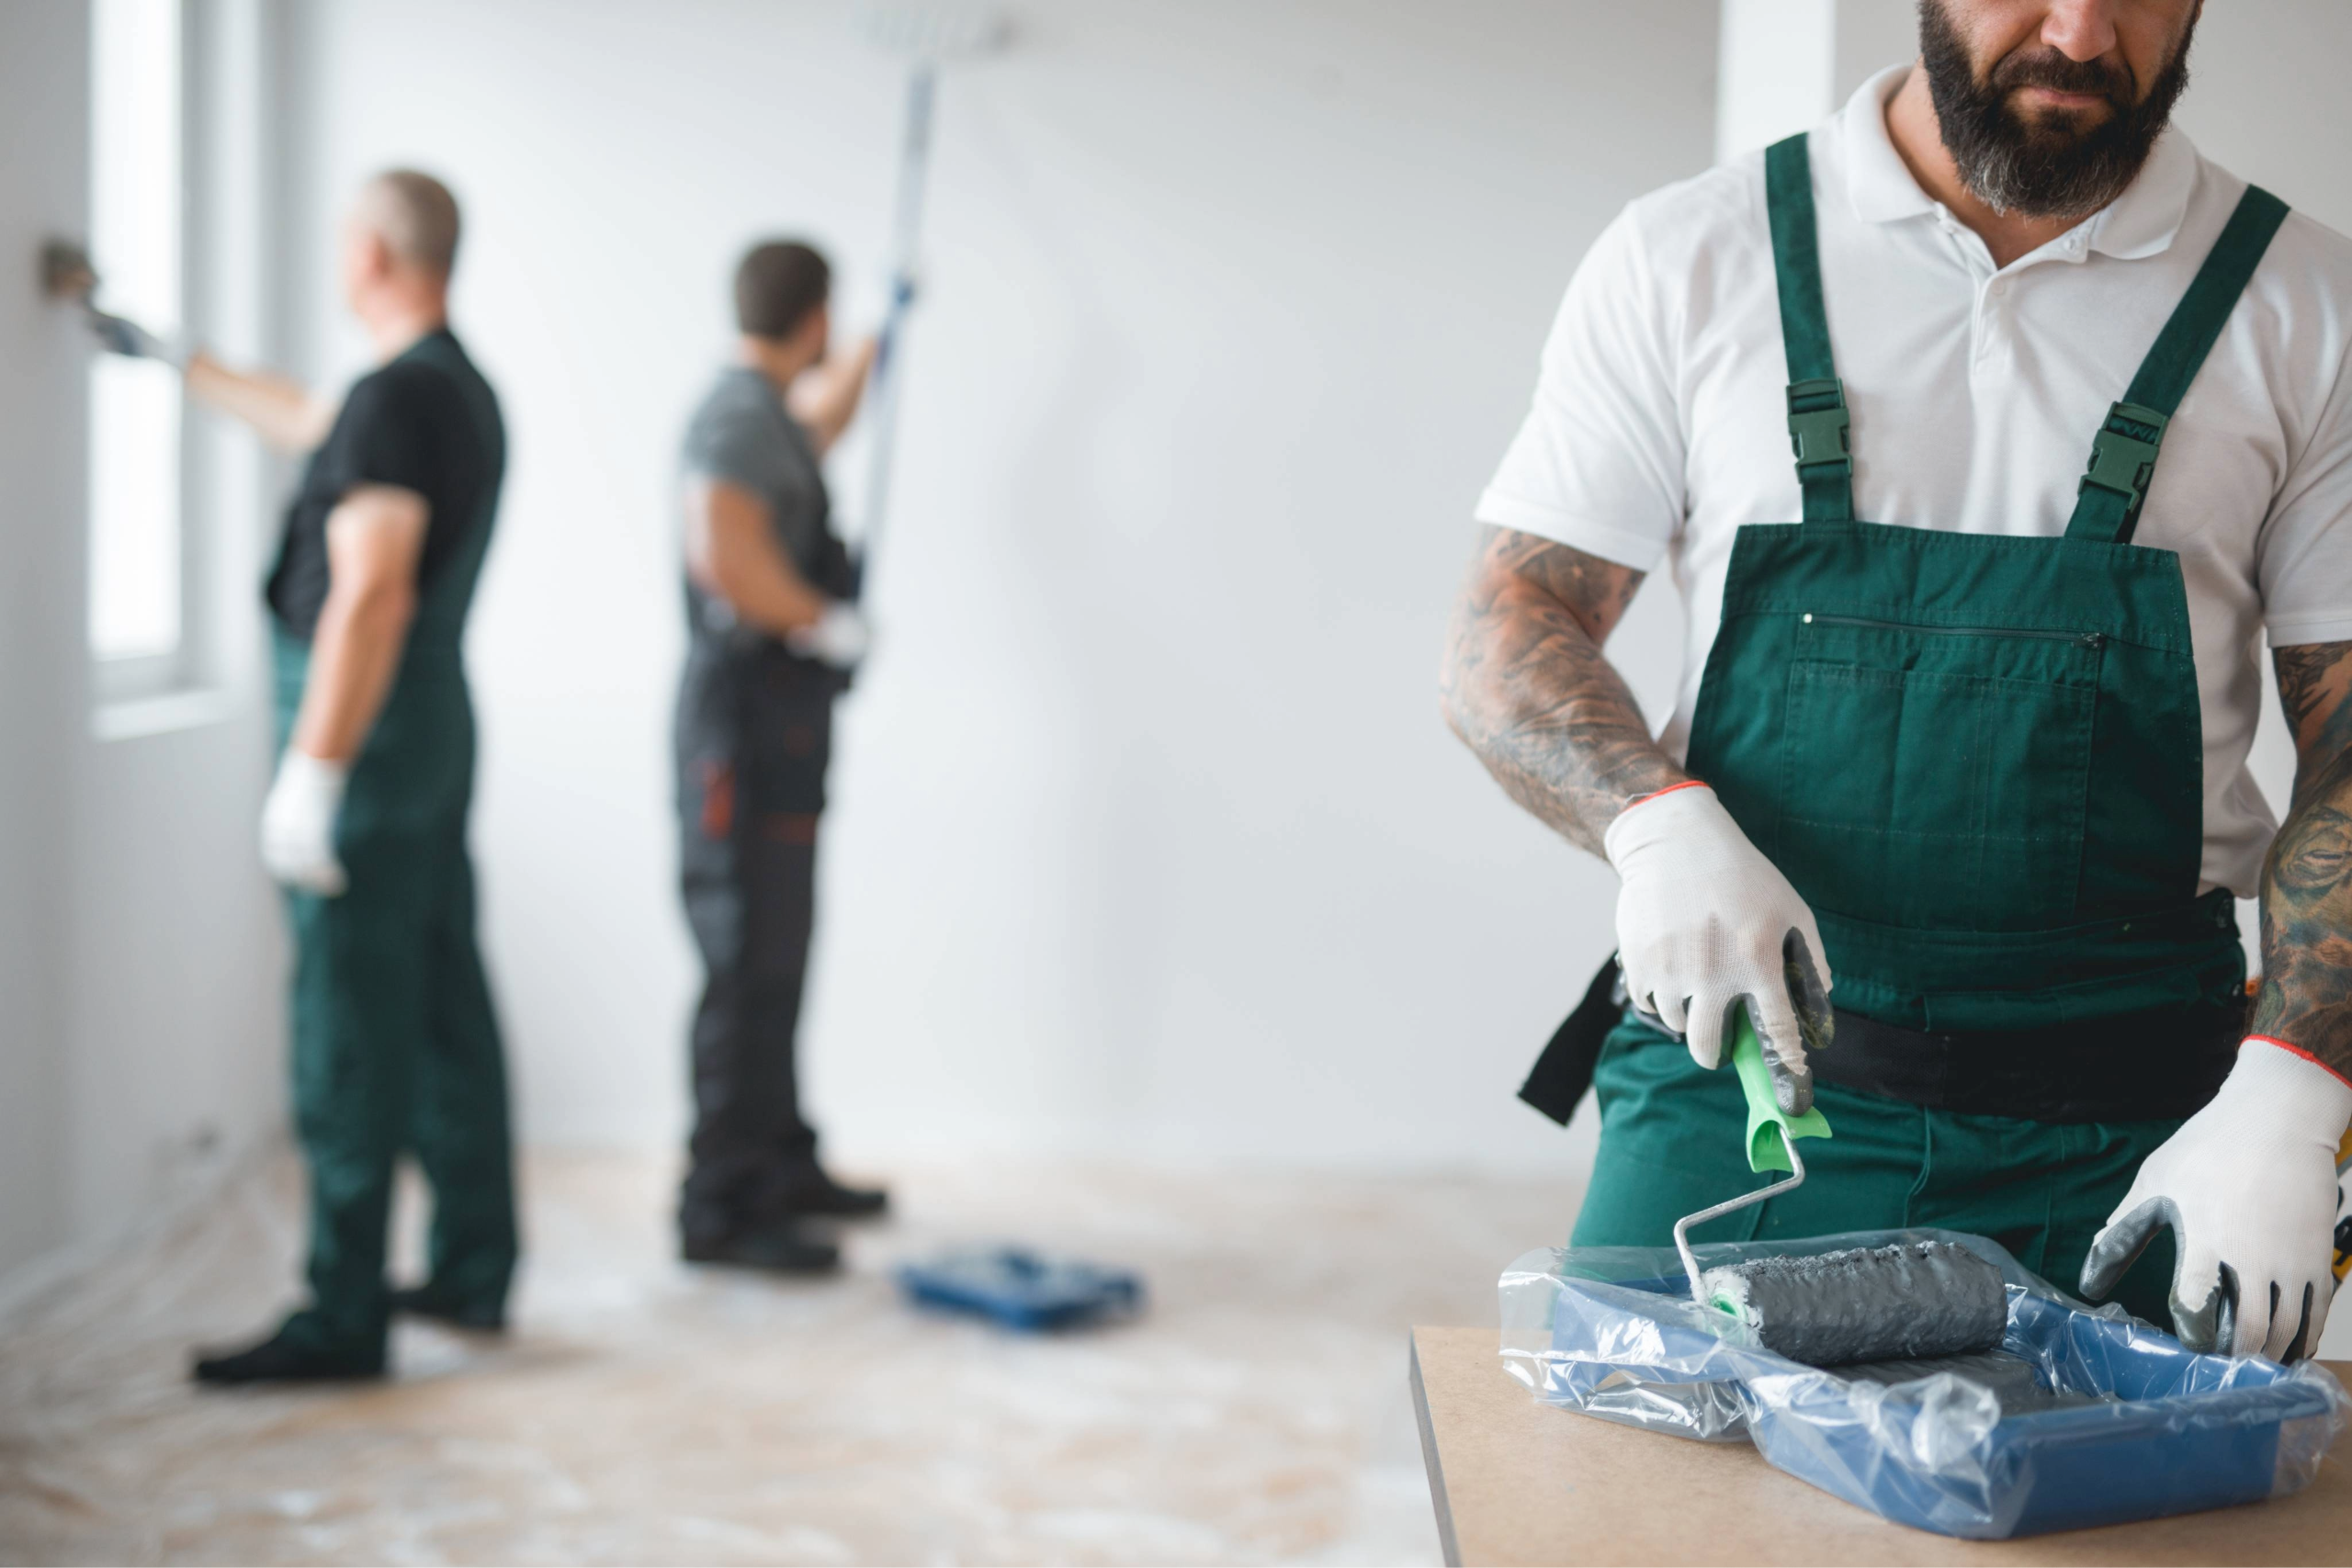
0, 0, 87, 1275
65, 0, 288, 1245
1828, 0, 1920, 101
1717, 0, 1836, 164
280, 0, 1718, 1175
0, 0, 288, 1282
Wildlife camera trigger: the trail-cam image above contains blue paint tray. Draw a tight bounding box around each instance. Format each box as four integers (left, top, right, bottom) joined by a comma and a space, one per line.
897, 1247, 1143, 1332
1500, 1228, 2352, 1539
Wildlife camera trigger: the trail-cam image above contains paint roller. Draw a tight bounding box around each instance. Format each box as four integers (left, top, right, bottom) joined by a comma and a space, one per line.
1677, 1010, 2010, 1367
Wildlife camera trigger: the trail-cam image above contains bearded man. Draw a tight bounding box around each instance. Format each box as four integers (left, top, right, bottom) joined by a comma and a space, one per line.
1447, 0, 2352, 1360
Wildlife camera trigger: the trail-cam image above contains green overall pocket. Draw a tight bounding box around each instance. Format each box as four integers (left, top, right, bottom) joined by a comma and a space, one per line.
1778, 615, 2105, 931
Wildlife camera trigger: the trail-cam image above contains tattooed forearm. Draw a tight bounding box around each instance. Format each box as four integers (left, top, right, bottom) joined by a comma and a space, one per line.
2250, 640, 2352, 1078
1439, 525, 1684, 858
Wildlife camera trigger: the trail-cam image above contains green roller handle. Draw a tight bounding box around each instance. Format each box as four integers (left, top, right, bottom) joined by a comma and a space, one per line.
1729, 1007, 1832, 1174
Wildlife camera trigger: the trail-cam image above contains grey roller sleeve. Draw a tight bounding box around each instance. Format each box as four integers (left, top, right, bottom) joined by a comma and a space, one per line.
1702, 1240, 2008, 1367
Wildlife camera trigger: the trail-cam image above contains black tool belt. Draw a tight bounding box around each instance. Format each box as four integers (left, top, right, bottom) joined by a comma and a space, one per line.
1806, 999, 2243, 1122
1521, 955, 2245, 1126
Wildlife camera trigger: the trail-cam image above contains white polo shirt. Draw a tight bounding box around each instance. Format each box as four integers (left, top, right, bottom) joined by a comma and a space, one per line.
1479, 65, 2352, 898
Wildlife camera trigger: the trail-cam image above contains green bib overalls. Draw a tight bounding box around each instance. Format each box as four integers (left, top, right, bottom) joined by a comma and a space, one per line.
269, 333, 517, 1359
1570, 134, 2288, 1325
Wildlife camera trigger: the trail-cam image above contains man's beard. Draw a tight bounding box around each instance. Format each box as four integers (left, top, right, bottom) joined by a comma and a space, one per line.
1917, 0, 2196, 220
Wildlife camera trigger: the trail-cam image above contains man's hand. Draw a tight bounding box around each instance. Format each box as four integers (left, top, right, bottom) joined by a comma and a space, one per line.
260, 750, 349, 896
1608, 783, 1832, 1111
2080, 1041, 2350, 1359
786, 334, 881, 457
786, 601, 871, 670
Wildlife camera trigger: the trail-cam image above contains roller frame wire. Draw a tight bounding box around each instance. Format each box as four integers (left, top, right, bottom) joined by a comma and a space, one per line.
1675, 1127, 1804, 1303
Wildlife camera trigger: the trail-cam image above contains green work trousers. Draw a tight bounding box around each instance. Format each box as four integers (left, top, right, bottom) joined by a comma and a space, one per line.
274, 630, 517, 1356
1571, 1017, 2181, 1326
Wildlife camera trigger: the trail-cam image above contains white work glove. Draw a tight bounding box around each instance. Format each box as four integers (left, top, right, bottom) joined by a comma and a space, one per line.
260, 750, 349, 897
1605, 782, 1833, 1113
786, 601, 870, 670
2080, 1039, 2352, 1361
85, 307, 187, 369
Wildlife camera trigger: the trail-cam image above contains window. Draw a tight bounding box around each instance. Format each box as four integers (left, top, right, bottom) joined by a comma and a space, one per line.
87, 0, 186, 678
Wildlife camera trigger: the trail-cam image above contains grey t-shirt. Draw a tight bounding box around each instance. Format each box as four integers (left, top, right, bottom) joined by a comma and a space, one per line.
679, 366, 831, 581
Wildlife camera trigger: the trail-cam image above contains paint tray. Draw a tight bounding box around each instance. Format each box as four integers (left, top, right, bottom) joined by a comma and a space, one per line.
896, 1246, 1143, 1332
1499, 1227, 2351, 1539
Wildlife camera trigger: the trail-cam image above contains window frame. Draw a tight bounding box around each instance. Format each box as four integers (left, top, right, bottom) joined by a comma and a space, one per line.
86, 0, 203, 709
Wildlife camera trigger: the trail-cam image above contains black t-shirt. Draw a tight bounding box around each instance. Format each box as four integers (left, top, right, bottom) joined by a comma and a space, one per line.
265, 329, 504, 639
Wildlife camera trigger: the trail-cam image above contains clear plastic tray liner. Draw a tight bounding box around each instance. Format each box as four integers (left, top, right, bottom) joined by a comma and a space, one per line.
1500, 1227, 2350, 1539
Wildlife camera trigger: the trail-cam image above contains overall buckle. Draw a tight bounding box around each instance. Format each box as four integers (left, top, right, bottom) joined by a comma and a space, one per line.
2078, 400, 2170, 520
1784, 377, 1850, 473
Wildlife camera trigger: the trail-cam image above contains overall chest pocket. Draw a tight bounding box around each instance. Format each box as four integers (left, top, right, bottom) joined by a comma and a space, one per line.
1776, 615, 2106, 931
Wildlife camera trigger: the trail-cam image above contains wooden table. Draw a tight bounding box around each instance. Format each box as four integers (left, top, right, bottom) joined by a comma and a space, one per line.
1408, 1325, 2352, 1565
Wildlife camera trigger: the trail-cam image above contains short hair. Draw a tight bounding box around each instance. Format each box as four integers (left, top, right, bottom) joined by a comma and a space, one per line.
734, 241, 831, 339
359, 169, 461, 278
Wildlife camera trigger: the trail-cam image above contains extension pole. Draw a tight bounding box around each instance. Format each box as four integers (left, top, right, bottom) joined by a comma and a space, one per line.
854, 62, 935, 599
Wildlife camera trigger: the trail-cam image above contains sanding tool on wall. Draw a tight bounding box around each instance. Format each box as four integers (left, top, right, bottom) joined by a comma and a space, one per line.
848, 3, 1007, 600
1676, 1010, 2010, 1367
40, 238, 98, 305
39, 236, 182, 364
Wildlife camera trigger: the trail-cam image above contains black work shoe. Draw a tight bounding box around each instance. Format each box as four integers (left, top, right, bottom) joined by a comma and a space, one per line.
192, 1324, 385, 1385
682, 1221, 842, 1274
771, 1166, 890, 1221
390, 1286, 507, 1333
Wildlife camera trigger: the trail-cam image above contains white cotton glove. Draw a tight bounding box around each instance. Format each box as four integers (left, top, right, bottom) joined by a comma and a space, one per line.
1605, 782, 1833, 1113
260, 750, 349, 897
786, 601, 871, 670
2080, 1039, 2352, 1361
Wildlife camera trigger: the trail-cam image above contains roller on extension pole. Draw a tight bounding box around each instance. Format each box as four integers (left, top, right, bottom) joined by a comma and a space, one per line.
849, 2, 1008, 601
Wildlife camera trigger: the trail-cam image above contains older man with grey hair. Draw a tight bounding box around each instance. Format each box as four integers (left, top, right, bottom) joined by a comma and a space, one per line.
94, 169, 518, 1382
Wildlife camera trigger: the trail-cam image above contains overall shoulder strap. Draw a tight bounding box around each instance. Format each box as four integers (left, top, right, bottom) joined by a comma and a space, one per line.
1766, 132, 1854, 524
2066, 186, 2290, 545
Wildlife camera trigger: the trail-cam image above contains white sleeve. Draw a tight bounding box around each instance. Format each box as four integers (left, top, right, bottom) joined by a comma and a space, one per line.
1474, 205, 1685, 570
2262, 353, 2352, 647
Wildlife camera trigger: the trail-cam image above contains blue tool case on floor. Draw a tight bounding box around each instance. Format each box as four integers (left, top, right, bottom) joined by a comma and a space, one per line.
898, 1247, 1143, 1332
1500, 1228, 2351, 1539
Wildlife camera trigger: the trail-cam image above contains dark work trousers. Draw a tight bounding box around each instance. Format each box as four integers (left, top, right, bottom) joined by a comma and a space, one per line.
674, 637, 837, 1243
273, 628, 518, 1357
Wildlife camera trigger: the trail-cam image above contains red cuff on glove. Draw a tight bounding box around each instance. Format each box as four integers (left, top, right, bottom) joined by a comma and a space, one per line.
2245, 1034, 2352, 1094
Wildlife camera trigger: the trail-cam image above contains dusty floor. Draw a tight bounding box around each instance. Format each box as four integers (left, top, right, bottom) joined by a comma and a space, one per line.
0, 1149, 1571, 1565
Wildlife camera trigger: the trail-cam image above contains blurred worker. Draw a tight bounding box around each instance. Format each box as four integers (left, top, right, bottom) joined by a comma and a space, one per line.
673, 240, 886, 1271
96, 171, 516, 1382
1447, 0, 2352, 1360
